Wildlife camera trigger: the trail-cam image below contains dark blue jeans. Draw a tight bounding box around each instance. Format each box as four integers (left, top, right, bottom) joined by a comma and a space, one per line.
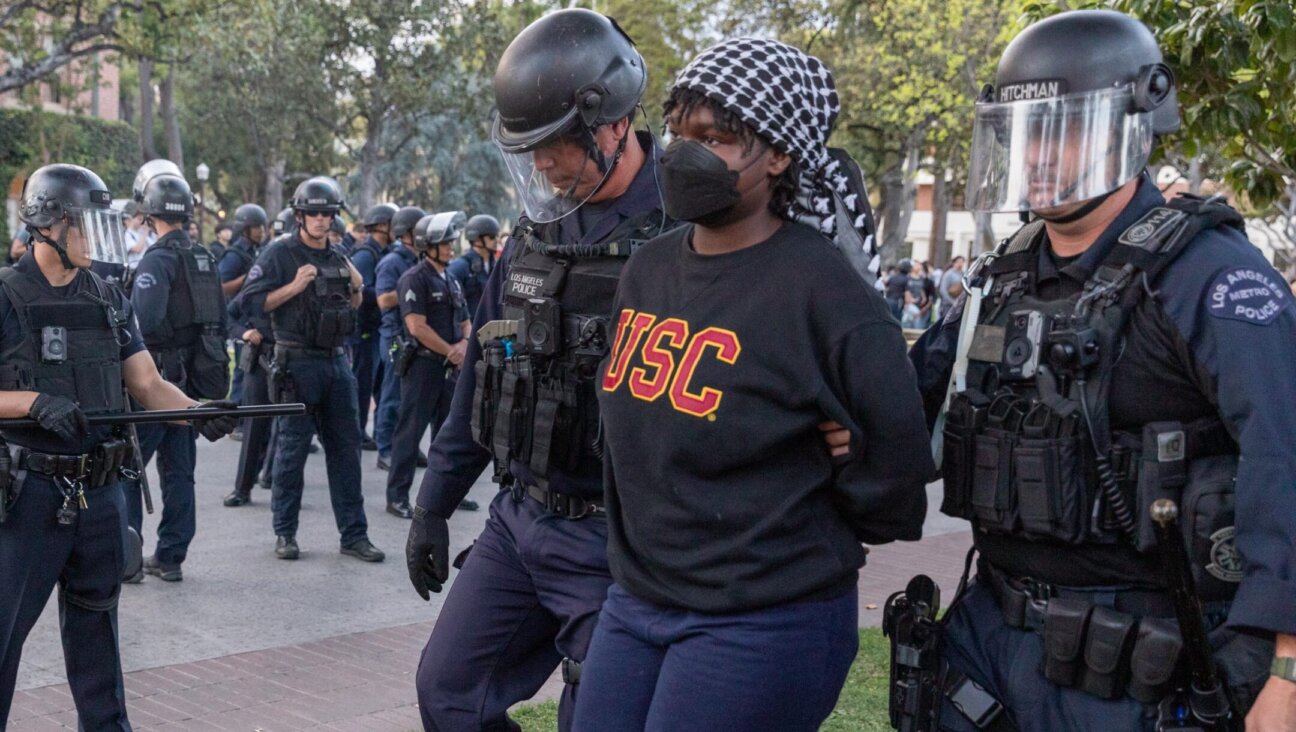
270, 354, 368, 546
572, 583, 858, 732
350, 333, 381, 436
416, 490, 612, 732
374, 335, 400, 457
128, 422, 197, 566
0, 475, 132, 730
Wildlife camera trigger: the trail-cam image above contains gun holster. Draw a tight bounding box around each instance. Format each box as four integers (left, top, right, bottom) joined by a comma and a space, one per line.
269, 359, 297, 404
0, 439, 13, 524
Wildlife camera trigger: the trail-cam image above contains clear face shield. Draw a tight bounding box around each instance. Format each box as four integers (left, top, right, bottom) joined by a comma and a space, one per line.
493, 115, 616, 224
74, 207, 129, 265
965, 85, 1155, 213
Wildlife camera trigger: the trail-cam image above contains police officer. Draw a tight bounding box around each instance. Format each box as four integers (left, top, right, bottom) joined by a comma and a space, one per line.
129, 162, 234, 582
446, 214, 501, 317
372, 206, 425, 471
0, 164, 236, 728
240, 176, 384, 563
223, 284, 277, 507
350, 203, 399, 450
404, 10, 674, 730
385, 212, 471, 519
271, 206, 295, 242
221, 203, 269, 407
210, 221, 233, 261
900, 10, 1296, 731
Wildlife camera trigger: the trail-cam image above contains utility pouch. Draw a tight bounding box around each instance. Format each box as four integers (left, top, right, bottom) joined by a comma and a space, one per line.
942, 389, 989, 519
1014, 410, 1088, 543
1134, 421, 1189, 552
155, 349, 188, 389
1180, 454, 1240, 602
1080, 607, 1137, 700
1043, 597, 1092, 688
472, 342, 506, 451
186, 332, 232, 400
971, 394, 1025, 532
1127, 617, 1182, 704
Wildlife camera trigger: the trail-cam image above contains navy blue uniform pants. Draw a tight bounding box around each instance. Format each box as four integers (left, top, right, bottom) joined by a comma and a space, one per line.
234, 362, 274, 495
127, 422, 197, 566
270, 354, 368, 546
230, 341, 245, 404
0, 476, 132, 730
573, 583, 858, 732
939, 581, 1152, 731
416, 490, 611, 732
374, 335, 400, 458
386, 358, 454, 505
350, 334, 380, 436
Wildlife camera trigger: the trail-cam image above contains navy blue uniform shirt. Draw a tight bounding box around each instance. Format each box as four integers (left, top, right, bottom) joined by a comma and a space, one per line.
218, 235, 259, 285
398, 259, 469, 346
0, 253, 146, 452
446, 248, 491, 319
415, 131, 668, 518
131, 230, 229, 340
349, 237, 385, 337
238, 234, 352, 334
377, 244, 418, 340
910, 178, 1296, 636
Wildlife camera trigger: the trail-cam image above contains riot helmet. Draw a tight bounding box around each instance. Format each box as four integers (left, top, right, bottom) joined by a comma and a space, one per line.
464, 214, 502, 243
20, 164, 126, 269
363, 202, 399, 228
492, 9, 646, 223
272, 207, 295, 237
232, 203, 269, 240
132, 159, 184, 203
413, 211, 465, 263
391, 206, 427, 241
291, 176, 345, 214
137, 172, 194, 223
965, 10, 1177, 215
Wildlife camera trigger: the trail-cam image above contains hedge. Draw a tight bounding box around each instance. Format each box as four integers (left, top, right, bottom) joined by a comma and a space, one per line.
0, 108, 140, 255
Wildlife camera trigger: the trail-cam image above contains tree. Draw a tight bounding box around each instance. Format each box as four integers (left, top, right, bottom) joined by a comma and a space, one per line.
0, 0, 127, 94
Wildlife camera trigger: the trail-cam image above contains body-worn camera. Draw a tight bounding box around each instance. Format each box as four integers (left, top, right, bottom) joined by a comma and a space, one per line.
1046, 324, 1100, 374
41, 326, 67, 364
519, 297, 562, 357
1002, 310, 1043, 380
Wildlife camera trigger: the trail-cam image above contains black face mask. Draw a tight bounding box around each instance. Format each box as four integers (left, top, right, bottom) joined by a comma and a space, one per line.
659, 139, 763, 227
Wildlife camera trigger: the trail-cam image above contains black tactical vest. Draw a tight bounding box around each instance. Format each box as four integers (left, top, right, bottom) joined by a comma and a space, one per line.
271, 240, 356, 349
350, 238, 385, 334
146, 233, 230, 399
0, 266, 127, 449
473, 211, 670, 487
941, 196, 1245, 599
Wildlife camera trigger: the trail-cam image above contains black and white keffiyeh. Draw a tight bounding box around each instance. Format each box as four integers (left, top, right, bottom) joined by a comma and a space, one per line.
671, 37, 880, 280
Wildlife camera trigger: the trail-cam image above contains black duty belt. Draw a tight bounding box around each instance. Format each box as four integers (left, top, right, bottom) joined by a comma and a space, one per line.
14, 442, 132, 489
509, 483, 604, 520
979, 560, 1175, 631
275, 343, 345, 359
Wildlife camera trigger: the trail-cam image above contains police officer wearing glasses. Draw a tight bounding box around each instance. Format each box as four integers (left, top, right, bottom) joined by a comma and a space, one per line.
898, 10, 1296, 731
239, 176, 384, 563
0, 164, 236, 729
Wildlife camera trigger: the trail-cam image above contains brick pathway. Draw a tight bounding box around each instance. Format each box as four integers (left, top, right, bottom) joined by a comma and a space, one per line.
8, 531, 973, 731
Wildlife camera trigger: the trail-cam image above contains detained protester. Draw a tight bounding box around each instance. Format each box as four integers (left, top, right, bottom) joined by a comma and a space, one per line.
894, 10, 1296, 731
574, 38, 932, 732
0, 164, 235, 728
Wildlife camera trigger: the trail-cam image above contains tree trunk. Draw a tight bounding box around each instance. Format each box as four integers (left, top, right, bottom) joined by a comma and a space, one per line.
930, 167, 951, 266
160, 65, 183, 171
1188, 156, 1203, 196
883, 147, 921, 263
264, 155, 286, 217
137, 57, 157, 160
358, 115, 384, 213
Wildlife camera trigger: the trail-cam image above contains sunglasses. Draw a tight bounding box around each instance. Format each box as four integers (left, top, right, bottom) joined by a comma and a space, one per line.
303, 211, 333, 220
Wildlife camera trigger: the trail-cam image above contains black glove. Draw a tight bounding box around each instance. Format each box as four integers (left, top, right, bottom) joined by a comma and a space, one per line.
406, 507, 450, 601
28, 394, 88, 443
189, 399, 239, 442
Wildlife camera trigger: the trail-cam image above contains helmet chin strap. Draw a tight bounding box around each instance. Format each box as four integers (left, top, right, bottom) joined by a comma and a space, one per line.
1033, 187, 1118, 224
32, 222, 77, 270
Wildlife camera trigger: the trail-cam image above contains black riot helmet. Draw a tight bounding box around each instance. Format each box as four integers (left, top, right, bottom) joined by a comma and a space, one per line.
412, 211, 465, 253
272, 207, 295, 237
492, 9, 646, 223
291, 176, 345, 214
391, 206, 427, 240
232, 203, 269, 237
363, 202, 399, 228
137, 173, 194, 222
464, 214, 501, 243
19, 163, 127, 269
966, 10, 1178, 215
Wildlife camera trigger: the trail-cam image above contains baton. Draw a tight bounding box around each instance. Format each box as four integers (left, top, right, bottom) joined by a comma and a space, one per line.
0, 403, 306, 429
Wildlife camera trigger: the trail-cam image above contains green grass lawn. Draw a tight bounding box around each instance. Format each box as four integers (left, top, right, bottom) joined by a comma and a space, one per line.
512, 628, 891, 731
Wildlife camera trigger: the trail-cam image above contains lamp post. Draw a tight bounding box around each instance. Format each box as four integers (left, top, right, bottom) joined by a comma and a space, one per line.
196, 162, 210, 242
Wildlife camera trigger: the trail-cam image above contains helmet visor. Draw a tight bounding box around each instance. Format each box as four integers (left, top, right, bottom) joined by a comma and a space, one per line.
75, 208, 128, 264
965, 86, 1154, 213
494, 123, 614, 224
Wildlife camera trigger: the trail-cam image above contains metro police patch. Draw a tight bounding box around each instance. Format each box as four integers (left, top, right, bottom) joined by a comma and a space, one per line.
246, 264, 263, 282
135, 272, 156, 289
1207, 266, 1291, 325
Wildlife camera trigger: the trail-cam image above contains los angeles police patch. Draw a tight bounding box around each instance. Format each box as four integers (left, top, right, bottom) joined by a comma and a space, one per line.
135, 272, 156, 289
1207, 266, 1290, 325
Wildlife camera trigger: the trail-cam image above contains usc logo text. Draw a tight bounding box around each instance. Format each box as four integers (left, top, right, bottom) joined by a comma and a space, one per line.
601, 309, 741, 418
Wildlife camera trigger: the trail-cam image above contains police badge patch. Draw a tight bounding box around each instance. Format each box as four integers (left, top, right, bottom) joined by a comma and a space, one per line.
1207, 267, 1291, 325
135, 272, 156, 289
1206, 526, 1244, 583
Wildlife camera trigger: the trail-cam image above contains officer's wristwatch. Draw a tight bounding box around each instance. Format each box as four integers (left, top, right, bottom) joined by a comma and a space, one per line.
1272, 656, 1296, 683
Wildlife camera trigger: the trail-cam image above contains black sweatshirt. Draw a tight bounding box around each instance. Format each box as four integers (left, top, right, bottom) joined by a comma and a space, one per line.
598, 222, 934, 613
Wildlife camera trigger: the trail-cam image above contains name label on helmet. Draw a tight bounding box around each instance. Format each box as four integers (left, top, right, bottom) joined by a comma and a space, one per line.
308, 198, 327, 205
997, 79, 1067, 103
90, 190, 111, 204
165, 202, 187, 212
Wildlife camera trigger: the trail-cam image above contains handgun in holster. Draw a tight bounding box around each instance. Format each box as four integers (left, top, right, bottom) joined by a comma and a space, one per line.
269, 359, 297, 404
